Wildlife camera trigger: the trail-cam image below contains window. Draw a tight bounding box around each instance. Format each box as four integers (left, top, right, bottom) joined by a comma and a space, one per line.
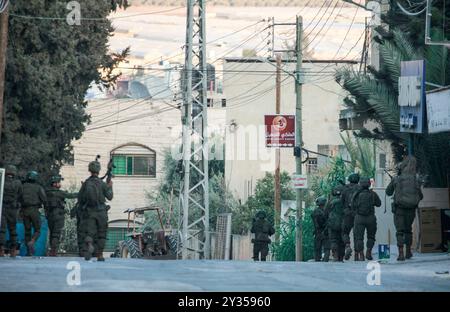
306, 158, 318, 174
111, 143, 156, 177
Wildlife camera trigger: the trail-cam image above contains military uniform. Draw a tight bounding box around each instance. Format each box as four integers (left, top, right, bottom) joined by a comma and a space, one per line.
341, 173, 361, 260
251, 211, 275, 261
312, 197, 330, 262
352, 178, 381, 261
327, 189, 345, 261
0, 166, 22, 257
386, 167, 423, 261
45, 176, 78, 256
20, 171, 47, 256
78, 161, 113, 261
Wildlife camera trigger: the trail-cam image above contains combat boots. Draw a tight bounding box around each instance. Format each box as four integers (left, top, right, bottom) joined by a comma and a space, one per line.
0, 246, 4, 257
405, 245, 413, 259
84, 241, 95, 261
27, 239, 36, 256
365, 249, 373, 261
344, 244, 352, 261
96, 251, 105, 262
323, 250, 330, 262
49, 248, 57, 257
397, 246, 405, 261
10, 245, 17, 258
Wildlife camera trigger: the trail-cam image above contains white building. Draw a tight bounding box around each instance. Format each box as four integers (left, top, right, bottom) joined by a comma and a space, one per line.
222, 57, 357, 202
61, 97, 226, 251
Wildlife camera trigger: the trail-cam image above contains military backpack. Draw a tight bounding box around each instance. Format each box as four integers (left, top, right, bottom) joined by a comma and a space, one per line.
394, 174, 421, 209
353, 189, 376, 216
81, 178, 102, 208
327, 199, 344, 230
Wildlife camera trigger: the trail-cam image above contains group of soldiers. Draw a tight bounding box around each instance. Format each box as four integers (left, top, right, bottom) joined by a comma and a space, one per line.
312, 156, 423, 262
0, 160, 113, 261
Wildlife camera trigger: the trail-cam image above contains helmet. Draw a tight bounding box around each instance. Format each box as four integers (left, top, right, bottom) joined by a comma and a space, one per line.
50, 175, 63, 184
88, 161, 101, 173
315, 196, 327, 206
5, 165, 17, 176
332, 187, 342, 197
256, 211, 267, 219
359, 177, 371, 189
26, 171, 39, 182
348, 173, 360, 184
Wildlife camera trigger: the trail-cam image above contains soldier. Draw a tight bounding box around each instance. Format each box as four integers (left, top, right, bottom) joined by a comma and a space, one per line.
45, 175, 78, 257
312, 196, 330, 262
327, 187, 345, 262
352, 177, 381, 261
386, 156, 423, 261
78, 161, 113, 261
341, 173, 360, 260
20, 171, 47, 256
250, 211, 275, 261
0, 165, 23, 257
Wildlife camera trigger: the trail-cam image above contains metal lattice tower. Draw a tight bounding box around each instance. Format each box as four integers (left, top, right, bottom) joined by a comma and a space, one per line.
179, 0, 210, 260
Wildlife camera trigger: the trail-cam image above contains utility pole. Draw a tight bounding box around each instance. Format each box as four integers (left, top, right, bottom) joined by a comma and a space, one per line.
179, 0, 210, 260
295, 16, 304, 262
274, 54, 282, 243
0, 2, 9, 149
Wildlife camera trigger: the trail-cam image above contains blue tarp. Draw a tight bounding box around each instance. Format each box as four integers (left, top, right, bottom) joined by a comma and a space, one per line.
5, 214, 48, 256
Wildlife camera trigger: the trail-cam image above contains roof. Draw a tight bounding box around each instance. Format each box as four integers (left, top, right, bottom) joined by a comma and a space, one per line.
224, 57, 358, 65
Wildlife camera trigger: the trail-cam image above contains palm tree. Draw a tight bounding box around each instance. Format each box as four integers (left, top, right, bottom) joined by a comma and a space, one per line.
335, 28, 450, 187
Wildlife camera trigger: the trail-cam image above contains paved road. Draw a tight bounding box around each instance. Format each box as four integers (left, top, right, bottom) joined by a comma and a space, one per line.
0, 255, 449, 292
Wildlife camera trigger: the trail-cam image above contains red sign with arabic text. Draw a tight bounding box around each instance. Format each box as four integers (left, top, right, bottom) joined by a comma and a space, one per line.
265, 115, 296, 148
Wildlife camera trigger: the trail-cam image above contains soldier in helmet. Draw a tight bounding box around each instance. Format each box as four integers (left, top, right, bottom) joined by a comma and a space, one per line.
352, 177, 381, 261
312, 196, 330, 262
45, 175, 78, 257
327, 187, 345, 262
78, 160, 113, 261
340, 173, 360, 260
0, 165, 23, 257
251, 210, 275, 261
20, 170, 47, 256
386, 156, 423, 261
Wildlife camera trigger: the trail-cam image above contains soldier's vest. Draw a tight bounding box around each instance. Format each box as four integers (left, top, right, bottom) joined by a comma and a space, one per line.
22, 182, 43, 207
313, 208, 327, 230
327, 199, 344, 230
46, 189, 64, 211
343, 183, 360, 210
394, 174, 421, 209
354, 189, 376, 216
3, 176, 18, 205
253, 220, 272, 243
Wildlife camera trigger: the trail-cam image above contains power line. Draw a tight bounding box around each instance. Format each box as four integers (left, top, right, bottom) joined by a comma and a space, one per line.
9, 6, 186, 21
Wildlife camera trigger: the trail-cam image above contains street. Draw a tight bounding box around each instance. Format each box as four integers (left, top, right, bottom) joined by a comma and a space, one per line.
0, 254, 449, 292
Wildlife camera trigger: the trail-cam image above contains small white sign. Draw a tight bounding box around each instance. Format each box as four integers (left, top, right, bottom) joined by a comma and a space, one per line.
292, 174, 308, 189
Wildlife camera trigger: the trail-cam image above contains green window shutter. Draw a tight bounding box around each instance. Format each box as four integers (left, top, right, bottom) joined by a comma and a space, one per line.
112, 155, 126, 175
127, 156, 133, 175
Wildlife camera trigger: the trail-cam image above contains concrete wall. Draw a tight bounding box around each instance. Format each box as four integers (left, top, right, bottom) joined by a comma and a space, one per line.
61, 99, 226, 226
223, 59, 355, 202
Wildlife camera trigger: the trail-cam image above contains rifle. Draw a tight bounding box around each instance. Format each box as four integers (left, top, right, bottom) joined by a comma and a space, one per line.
96, 155, 116, 184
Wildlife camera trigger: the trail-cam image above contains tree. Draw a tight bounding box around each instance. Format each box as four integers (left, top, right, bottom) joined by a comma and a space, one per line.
335, 5, 450, 187
0, 0, 130, 179
233, 171, 295, 234
340, 132, 375, 178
